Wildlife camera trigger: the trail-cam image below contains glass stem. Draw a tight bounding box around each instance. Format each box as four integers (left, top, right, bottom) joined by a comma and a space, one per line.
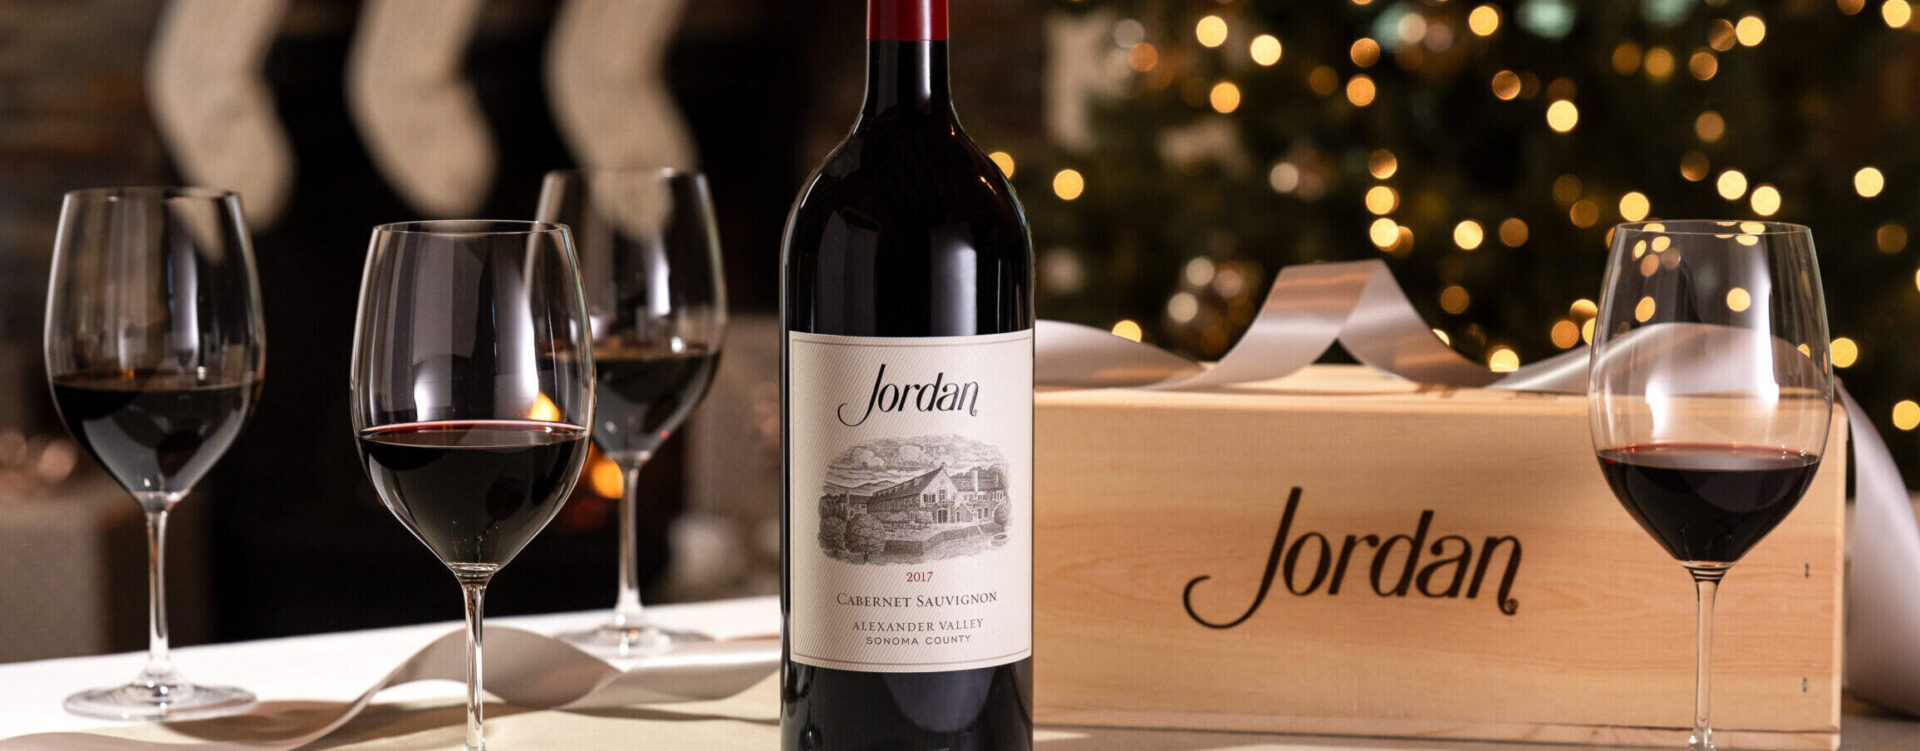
1687, 565, 1726, 751
460, 578, 489, 751
141, 507, 176, 687
611, 453, 653, 631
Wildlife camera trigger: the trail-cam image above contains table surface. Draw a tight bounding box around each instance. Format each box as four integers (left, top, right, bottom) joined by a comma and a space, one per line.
2, 595, 1916, 750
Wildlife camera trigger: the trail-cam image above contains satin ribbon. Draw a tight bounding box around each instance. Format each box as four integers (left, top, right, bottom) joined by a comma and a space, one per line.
1036, 258, 1920, 717
0, 629, 778, 750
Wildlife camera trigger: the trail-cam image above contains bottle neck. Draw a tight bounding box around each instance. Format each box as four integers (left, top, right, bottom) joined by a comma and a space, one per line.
861, 40, 953, 118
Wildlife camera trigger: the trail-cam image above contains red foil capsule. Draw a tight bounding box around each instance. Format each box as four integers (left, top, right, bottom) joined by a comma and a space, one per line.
868, 0, 948, 41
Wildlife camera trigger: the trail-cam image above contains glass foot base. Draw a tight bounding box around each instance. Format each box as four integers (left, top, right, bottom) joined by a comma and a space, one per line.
64, 681, 256, 721
560, 623, 708, 658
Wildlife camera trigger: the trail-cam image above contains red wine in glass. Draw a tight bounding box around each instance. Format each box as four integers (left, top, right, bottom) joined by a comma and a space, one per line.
46, 186, 266, 721
1588, 220, 1832, 751
536, 167, 728, 655
359, 420, 590, 568
591, 344, 720, 457
52, 370, 259, 497
1597, 443, 1821, 564
352, 220, 594, 751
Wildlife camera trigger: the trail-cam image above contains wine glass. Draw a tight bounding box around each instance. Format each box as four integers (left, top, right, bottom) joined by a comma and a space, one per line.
1588, 220, 1833, 751
351, 220, 594, 751
45, 187, 266, 720
535, 168, 727, 656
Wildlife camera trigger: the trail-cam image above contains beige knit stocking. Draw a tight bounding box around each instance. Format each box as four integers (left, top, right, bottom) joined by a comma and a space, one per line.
346, 0, 495, 217
546, 0, 697, 171
147, 0, 294, 229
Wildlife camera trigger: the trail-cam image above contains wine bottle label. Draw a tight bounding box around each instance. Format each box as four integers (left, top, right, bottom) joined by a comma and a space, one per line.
788, 329, 1033, 673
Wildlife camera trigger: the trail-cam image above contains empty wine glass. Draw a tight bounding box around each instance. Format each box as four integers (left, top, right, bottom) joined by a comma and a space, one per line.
1589, 220, 1833, 751
45, 187, 266, 720
351, 220, 595, 751
536, 168, 727, 656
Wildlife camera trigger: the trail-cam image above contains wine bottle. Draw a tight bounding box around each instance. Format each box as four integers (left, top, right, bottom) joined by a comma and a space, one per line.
779, 0, 1034, 748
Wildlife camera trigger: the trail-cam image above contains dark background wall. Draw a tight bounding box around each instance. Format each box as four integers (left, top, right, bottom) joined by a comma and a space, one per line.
0, 0, 1042, 647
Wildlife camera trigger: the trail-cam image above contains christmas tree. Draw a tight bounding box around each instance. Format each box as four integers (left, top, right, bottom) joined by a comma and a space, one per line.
1006, 0, 1920, 478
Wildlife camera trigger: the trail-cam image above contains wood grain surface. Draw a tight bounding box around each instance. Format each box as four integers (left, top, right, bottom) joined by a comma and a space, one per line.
1034, 366, 1846, 750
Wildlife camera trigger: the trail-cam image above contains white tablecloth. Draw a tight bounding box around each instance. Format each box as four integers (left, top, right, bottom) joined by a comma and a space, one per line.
7, 595, 1920, 750
0, 596, 780, 738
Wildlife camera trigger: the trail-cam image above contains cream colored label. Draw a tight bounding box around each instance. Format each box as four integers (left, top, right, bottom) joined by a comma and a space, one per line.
788, 330, 1033, 673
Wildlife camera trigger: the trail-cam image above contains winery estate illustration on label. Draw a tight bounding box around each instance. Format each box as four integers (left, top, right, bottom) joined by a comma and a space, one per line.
788, 330, 1033, 673
818, 435, 1012, 564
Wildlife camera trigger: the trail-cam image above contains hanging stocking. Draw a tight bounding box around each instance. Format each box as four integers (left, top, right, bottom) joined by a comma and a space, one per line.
546, 0, 697, 171
345, 0, 495, 217
1044, 9, 1125, 155
147, 0, 295, 229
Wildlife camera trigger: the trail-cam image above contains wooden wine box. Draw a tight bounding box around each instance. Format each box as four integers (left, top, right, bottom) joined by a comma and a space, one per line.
1033, 365, 1847, 750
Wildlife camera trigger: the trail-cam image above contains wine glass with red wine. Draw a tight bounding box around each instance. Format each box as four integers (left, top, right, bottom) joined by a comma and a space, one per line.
536, 168, 727, 656
351, 220, 594, 751
1589, 220, 1833, 751
44, 187, 266, 721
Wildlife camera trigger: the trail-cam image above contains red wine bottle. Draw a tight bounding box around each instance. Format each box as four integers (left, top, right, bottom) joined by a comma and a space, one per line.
780, 1, 1034, 748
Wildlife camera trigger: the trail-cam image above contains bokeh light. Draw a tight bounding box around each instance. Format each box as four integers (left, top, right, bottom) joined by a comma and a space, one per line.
1369, 149, 1398, 179
1351, 38, 1381, 67
1500, 218, 1529, 247
1856, 166, 1885, 198
1454, 220, 1485, 250
1469, 5, 1501, 36
988, 151, 1016, 178
1879, 223, 1909, 253
1309, 66, 1340, 96
1612, 42, 1643, 75
1832, 336, 1859, 368
1251, 35, 1283, 66
1569, 199, 1600, 227
1750, 184, 1781, 216
1550, 320, 1579, 349
1129, 43, 1159, 72
1695, 111, 1725, 142
1552, 174, 1583, 204
1644, 47, 1675, 80
1886, 0, 1913, 27
1210, 82, 1242, 113
1491, 70, 1522, 100
1619, 192, 1650, 222
1053, 169, 1085, 201
1365, 185, 1399, 214
1716, 169, 1749, 200
1689, 50, 1718, 80
1196, 15, 1228, 47
1680, 151, 1710, 181
1896, 400, 1920, 431
1546, 100, 1579, 132
1370, 218, 1400, 249
1487, 347, 1520, 372
1347, 75, 1377, 107
1708, 19, 1738, 50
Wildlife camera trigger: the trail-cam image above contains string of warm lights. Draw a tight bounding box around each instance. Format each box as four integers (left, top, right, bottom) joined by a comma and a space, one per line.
1019, 0, 1920, 446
